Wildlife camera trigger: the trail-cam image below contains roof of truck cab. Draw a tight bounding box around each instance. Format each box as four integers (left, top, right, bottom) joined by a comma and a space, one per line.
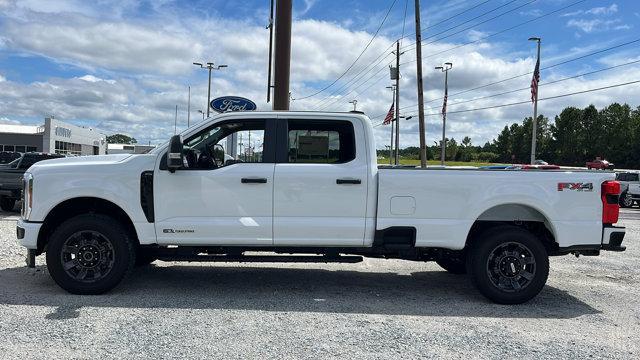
204, 111, 370, 119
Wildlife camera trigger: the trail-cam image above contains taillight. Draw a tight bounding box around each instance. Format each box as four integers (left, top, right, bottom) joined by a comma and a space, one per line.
601, 180, 620, 224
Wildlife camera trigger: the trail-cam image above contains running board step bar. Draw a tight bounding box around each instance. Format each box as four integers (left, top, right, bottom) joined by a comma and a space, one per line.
155, 254, 364, 263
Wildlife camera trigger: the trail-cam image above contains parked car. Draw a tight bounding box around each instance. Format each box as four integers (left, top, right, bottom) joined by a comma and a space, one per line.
615, 172, 640, 208
17, 111, 626, 304
505, 164, 561, 170
533, 160, 548, 165
0, 151, 22, 164
586, 159, 615, 170
479, 165, 510, 170
0, 153, 63, 211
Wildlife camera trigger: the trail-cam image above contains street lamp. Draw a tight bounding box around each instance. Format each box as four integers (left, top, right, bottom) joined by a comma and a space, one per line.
197, 110, 205, 120
435, 62, 453, 166
193, 62, 228, 117
348, 99, 358, 112
528, 37, 541, 165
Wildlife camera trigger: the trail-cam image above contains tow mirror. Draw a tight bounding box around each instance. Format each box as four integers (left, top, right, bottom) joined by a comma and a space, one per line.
167, 135, 184, 172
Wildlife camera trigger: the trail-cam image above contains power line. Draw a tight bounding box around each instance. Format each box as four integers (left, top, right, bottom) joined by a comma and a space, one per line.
371, 58, 640, 119
402, 0, 527, 53
293, 0, 398, 101
378, 79, 640, 123
399, 0, 588, 65
313, 0, 523, 108
374, 37, 640, 118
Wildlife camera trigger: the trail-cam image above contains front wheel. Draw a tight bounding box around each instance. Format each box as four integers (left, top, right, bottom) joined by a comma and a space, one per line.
46, 214, 136, 294
467, 226, 549, 304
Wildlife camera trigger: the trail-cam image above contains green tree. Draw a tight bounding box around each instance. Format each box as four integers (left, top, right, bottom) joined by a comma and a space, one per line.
106, 134, 137, 144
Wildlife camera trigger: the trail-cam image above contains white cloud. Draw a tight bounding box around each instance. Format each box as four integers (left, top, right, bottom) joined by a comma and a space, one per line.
586, 4, 618, 15
0, 73, 5, 82
0, 0, 638, 148
566, 18, 628, 33
562, 3, 618, 17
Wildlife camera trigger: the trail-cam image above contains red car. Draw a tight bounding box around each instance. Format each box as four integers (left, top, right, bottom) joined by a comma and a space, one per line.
586, 159, 615, 170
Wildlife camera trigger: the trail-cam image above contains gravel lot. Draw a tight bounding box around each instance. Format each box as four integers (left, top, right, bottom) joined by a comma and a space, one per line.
0, 208, 638, 359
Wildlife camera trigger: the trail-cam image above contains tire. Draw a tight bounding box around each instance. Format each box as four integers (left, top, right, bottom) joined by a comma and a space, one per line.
619, 192, 633, 208
467, 226, 549, 304
0, 197, 15, 212
45, 214, 136, 295
436, 256, 467, 274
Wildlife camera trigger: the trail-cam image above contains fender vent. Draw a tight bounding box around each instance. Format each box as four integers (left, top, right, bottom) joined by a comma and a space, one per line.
140, 171, 154, 222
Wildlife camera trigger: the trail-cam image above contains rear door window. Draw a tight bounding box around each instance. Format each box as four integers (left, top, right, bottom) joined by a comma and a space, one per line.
286, 120, 355, 164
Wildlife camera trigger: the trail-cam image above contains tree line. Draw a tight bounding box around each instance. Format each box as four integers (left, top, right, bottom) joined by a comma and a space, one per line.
377, 103, 640, 168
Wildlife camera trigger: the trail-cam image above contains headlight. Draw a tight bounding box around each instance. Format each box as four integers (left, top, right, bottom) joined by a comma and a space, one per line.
21, 173, 33, 220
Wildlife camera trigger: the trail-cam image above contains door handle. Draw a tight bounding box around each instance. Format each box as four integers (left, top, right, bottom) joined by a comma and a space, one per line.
241, 178, 268, 184
336, 178, 361, 185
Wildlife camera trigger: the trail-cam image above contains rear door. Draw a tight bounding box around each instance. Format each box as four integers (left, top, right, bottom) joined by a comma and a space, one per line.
272, 117, 368, 246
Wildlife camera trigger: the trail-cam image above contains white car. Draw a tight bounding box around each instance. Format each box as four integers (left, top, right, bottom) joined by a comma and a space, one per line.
616, 172, 640, 207
17, 111, 626, 304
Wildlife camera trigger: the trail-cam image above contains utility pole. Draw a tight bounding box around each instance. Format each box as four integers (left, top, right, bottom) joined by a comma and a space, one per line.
193, 62, 227, 117
272, 0, 292, 110
414, 0, 427, 168
435, 62, 452, 166
187, 85, 191, 127
529, 37, 541, 164
394, 40, 400, 165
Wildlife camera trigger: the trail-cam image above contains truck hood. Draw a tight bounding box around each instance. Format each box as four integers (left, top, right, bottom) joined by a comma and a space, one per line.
31, 154, 133, 168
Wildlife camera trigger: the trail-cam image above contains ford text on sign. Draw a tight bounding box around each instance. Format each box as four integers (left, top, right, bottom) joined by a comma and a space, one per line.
210, 96, 257, 113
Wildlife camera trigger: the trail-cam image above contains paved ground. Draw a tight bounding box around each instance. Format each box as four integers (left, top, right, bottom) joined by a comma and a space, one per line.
0, 208, 638, 359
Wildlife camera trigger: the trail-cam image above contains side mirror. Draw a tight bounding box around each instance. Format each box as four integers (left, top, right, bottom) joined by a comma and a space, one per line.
167, 135, 184, 172
212, 144, 225, 167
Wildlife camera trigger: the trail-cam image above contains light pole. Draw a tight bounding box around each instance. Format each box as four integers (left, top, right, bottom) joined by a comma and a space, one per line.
348, 99, 358, 112
386, 85, 396, 165
529, 37, 541, 165
198, 110, 205, 120
193, 62, 228, 117
435, 62, 452, 166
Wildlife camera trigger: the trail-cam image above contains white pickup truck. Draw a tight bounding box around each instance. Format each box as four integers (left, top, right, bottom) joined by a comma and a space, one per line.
17, 111, 626, 304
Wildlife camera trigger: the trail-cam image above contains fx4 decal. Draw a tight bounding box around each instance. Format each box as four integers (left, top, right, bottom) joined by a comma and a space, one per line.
557, 182, 593, 192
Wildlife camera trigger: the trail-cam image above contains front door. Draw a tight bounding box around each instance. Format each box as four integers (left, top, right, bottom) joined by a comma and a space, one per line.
273, 118, 369, 246
154, 118, 276, 245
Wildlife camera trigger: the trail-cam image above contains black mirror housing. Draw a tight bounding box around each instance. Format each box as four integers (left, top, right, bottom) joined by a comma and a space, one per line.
167, 135, 184, 172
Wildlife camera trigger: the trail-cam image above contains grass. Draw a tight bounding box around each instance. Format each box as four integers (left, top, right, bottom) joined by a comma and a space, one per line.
376, 157, 497, 167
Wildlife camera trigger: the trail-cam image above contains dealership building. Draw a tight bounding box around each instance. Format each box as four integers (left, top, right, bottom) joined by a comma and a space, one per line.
0, 117, 106, 155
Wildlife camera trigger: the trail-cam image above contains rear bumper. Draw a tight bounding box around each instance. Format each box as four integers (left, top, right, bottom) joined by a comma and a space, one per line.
16, 218, 41, 250
601, 225, 626, 251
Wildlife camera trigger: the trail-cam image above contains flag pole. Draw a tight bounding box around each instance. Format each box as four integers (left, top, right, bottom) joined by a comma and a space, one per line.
529, 37, 541, 165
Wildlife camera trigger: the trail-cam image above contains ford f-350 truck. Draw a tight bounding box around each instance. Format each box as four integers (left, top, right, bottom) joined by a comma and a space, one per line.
16, 112, 626, 304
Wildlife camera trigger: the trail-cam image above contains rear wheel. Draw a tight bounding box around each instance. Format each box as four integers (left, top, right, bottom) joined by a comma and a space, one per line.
46, 214, 136, 294
0, 197, 15, 212
467, 226, 549, 304
436, 256, 466, 274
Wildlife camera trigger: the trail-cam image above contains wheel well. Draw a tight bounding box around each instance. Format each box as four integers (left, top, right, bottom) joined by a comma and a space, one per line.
466, 204, 558, 254
36, 197, 139, 254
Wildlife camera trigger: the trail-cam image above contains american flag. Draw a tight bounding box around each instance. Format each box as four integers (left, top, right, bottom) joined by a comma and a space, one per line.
383, 102, 395, 125
531, 57, 540, 103
442, 85, 448, 115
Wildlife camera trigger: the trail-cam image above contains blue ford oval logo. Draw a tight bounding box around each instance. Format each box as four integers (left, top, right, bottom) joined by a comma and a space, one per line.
210, 96, 257, 113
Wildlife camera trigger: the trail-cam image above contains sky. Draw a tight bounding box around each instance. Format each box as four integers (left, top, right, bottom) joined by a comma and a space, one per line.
0, 0, 639, 148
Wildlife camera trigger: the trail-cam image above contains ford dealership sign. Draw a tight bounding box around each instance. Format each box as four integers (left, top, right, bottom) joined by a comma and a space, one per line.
210, 96, 257, 113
